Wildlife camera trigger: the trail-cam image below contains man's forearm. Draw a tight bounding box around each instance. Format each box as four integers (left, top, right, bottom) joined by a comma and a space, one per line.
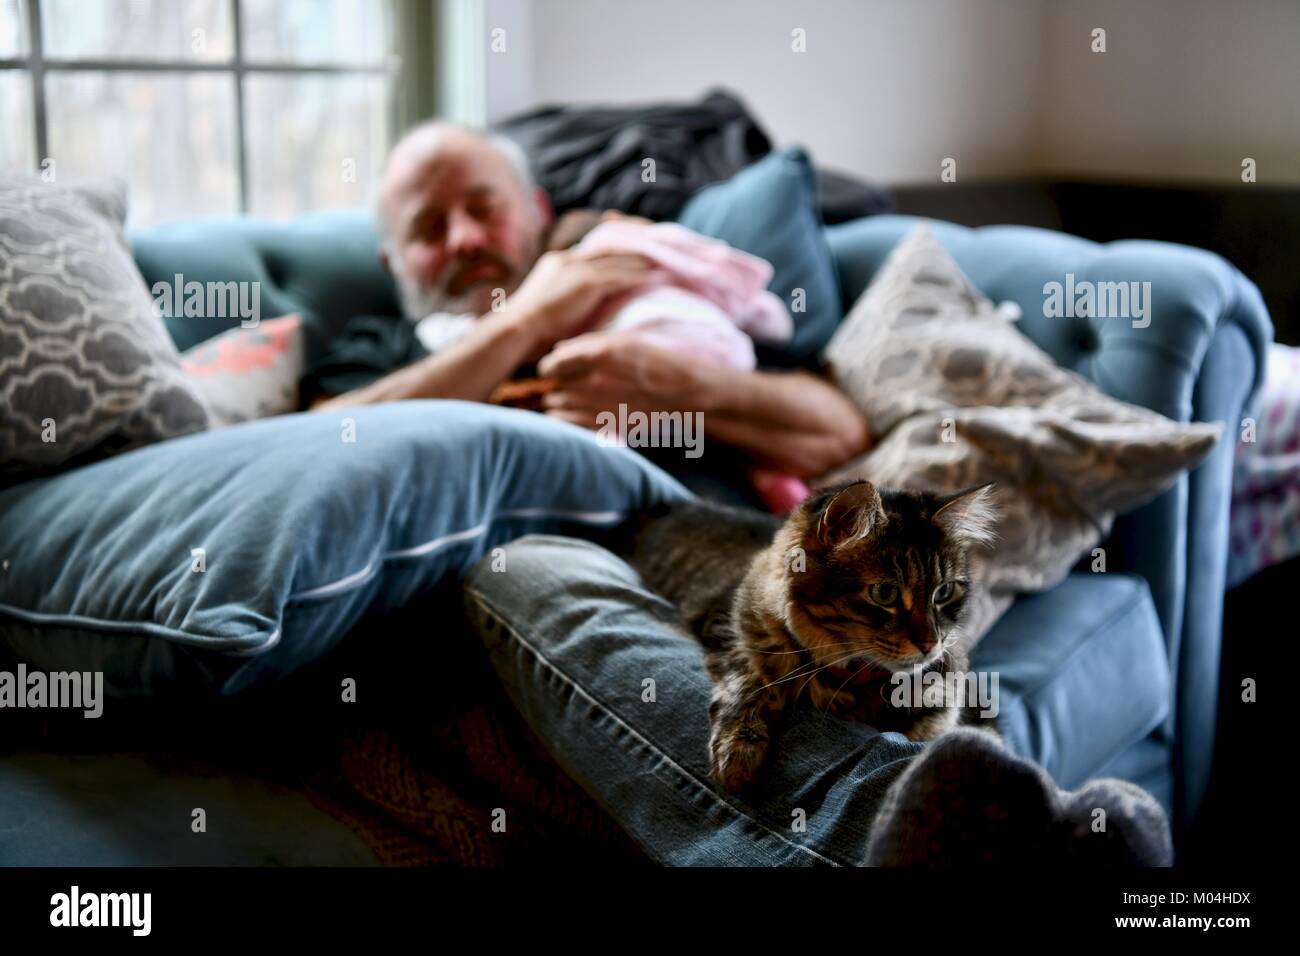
315, 310, 536, 410
697, 368, 870, 478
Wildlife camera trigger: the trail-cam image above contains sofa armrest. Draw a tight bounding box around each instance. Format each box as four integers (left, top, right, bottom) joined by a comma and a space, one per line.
824, 215, 1274, 826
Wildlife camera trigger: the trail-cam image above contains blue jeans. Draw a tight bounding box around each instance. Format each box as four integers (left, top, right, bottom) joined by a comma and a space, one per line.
463, 534, 927, 866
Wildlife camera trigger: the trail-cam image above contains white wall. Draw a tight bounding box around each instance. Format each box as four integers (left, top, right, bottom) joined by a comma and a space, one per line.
1037, 0, 1300, 185
478, 0, 1300, 186
481, 0, 534, 126
486, 0, 1048, 183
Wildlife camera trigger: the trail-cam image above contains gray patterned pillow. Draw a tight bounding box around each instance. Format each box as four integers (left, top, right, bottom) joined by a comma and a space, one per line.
820, 223, 1221, 643
0, 177, 210, 476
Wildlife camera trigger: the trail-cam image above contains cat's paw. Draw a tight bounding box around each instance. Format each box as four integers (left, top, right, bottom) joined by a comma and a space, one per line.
709, 723, 770, 793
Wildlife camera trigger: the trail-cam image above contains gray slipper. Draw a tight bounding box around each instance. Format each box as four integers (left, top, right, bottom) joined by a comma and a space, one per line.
864, 728, 1173, 866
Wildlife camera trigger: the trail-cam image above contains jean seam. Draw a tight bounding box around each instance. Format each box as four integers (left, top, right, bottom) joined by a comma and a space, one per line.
465, 584, 841, 867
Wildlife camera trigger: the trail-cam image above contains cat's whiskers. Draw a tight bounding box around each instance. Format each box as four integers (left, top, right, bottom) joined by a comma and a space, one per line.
750, 648, 866, 699
792, 649, 876, 704
748, 656, 835, 694
775, 643, 875, 687
938, 634, 965, 671
820, 664, 871, 713
748, 642, 859, 686
751, 642, 856, 657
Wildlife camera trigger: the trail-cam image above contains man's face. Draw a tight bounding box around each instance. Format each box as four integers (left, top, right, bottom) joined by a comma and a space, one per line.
382, 138, 545, 318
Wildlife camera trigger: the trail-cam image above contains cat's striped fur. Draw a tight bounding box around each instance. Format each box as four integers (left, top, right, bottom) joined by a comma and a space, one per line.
618, 480, 997, 793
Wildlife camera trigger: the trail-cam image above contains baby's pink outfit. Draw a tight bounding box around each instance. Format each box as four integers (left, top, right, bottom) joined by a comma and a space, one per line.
577, 220, 792, 369
578, 220, 811, 513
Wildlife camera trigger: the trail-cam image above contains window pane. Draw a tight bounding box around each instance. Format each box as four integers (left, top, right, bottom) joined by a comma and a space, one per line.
0, 0, 25, 56
245, 73, 386, 218
46, 71, 238, 225
0, 71, 34, 171
41, 0, 233, 62
241, 0, 389, 65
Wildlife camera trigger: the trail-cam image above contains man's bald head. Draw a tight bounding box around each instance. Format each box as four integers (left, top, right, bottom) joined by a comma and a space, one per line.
377, 122, 551, 319
377, 123, 536, 234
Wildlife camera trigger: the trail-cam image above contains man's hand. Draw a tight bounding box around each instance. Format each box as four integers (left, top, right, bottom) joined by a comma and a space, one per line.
538, 331, 871, 478
501, 248, 655, 360
537, 331, 711, 424
311, 247, 653, 411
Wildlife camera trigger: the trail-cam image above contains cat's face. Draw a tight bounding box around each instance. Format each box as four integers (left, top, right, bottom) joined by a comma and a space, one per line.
782, 480, 997, 672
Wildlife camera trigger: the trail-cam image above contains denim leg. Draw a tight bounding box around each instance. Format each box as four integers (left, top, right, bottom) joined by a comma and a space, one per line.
463, 534, 926, 867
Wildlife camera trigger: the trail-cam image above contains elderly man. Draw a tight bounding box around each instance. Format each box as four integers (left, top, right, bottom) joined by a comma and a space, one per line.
305, 122, 868, 481
296, 123, 1176, 866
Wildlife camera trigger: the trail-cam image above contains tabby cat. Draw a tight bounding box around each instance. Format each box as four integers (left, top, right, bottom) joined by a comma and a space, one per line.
618, 479, 997, 793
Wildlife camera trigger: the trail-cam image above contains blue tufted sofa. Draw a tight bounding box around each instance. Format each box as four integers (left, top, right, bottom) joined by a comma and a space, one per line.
120, 209, 1271, 840
119, 209, 1268, 837
824, 216, 1272, 830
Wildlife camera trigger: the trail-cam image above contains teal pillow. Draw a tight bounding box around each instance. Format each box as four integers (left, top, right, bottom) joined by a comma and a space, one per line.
675, 147, 842, 359
0, 401, 687, 696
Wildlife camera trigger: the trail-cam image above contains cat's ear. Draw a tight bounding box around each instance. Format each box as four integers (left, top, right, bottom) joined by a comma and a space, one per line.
933, 483, 998, 549
817, 480, 885, 549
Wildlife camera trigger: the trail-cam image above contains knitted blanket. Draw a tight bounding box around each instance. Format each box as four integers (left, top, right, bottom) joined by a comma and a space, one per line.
1, 627, 644, 867
300, 691, 645, 866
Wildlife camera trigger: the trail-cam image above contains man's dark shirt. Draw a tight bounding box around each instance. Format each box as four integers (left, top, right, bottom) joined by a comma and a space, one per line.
298, 314, 429, 408
300, 312, 812, 508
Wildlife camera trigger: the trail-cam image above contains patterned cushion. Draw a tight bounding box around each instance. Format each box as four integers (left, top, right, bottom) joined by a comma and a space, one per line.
180, 314, 306, 427
820, 224, 1221, 641
0, 177, 210, 478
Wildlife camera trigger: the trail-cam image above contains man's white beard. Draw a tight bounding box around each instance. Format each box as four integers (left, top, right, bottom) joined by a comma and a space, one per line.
389, 227, 541, 322
393, 270, 485, 320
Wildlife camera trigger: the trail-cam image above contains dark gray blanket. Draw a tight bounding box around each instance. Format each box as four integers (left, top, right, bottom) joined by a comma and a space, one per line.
493, 89, 893, 223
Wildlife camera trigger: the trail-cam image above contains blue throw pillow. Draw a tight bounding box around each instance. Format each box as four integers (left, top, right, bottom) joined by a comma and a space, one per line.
0, 401, 688, 697
675, 146, 842, 359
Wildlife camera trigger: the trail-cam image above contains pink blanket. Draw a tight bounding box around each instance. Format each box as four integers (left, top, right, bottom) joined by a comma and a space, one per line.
578, 220, 793, 367
578, 220, 809, 513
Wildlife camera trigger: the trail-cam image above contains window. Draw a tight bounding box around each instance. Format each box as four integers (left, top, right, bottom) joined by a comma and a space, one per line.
0, 0, 399, 225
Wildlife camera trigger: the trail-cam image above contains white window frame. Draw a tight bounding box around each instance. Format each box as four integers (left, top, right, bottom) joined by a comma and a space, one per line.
1, 0, 403, 212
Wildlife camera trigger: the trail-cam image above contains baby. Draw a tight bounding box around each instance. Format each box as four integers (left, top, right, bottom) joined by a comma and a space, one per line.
493, 209, 789, 399
547, 210, 791, 365
491, 210, 811, 512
